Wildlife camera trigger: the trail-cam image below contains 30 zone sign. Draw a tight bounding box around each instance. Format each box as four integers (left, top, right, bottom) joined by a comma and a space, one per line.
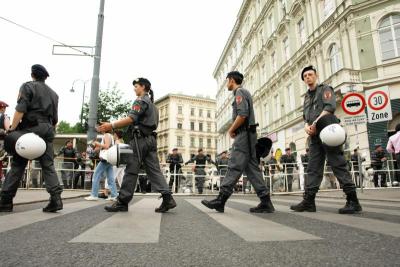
365, 86, 392, 123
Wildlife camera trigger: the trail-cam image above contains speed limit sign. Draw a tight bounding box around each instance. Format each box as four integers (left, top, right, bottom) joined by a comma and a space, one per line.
365, 86, 392, 123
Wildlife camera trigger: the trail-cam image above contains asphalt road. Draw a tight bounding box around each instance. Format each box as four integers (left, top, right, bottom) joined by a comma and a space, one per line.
0, 195, 399, 267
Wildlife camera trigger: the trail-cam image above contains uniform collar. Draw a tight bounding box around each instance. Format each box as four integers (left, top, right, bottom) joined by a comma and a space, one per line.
307, 83, 319, 93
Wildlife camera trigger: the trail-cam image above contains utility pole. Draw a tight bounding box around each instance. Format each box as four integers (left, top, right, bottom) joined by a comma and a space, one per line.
87, 0, 105, 141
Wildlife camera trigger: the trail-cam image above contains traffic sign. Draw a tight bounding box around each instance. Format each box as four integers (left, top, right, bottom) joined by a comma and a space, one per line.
341, 92, 366, 115
365, 86, 392, 123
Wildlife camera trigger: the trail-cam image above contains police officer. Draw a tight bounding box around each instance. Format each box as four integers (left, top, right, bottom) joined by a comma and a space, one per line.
0, 64, 63, 212
371, 145, 387, 187
280, 148, 296, 192
202, 71, 274, 213
0, 101, 10, 180
99, 78, 176, 213
185, 148, 215, 194
290, 66, 362, 214
166, 148, 184, 193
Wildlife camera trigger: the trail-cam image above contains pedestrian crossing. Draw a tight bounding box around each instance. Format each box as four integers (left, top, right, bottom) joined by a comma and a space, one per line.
0, 197, 399, 244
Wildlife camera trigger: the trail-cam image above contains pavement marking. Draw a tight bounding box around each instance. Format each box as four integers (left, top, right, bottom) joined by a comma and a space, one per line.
0, 201, 103, 234
69, 198, 162, 243
231, 199, 400, 238
185, 199, 321, 242
272, 198, 400, 217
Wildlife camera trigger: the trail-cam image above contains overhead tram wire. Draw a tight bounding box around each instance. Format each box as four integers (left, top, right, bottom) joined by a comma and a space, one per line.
0, 15, 93, 57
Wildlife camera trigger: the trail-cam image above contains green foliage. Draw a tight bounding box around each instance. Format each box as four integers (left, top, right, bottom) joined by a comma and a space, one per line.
56, 121, 84, 134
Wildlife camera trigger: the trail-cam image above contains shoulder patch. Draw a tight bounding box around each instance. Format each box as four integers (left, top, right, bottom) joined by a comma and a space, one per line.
323, 90, 333, 100
236, 95, 243, 104
132, 104, 141, 112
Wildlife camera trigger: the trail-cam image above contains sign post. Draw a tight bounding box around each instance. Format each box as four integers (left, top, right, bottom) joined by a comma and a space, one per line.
341, 92, 366, 192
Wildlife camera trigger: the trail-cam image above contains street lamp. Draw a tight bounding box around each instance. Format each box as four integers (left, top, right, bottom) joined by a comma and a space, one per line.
70, 79, 90, 127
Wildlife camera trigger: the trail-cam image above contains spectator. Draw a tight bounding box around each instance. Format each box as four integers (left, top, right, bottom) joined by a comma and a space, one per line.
85, 129, 118, 201
216, 151, 229, 185
73, 152, 88, 189
112, 130, 125, 188
371, 145, 388, 187
387, 124, 400, 184
280, 148, 296, 192
185, 148, 215, 194
0, 101, 10, 181
57, 140, 78, 189
166, 148, 184, 193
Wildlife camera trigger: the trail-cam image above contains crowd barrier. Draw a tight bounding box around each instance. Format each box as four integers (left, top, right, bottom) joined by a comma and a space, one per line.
0, 156, 399, 194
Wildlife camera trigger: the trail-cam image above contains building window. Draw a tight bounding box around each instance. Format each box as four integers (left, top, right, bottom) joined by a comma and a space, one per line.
274, 94, 281, 119
264, 103, 270, 126
177, 123, 182, 129
329, 44, 341, 74
271, 52, 277, 73
280, 0, 287, 17
177, 136, 183, 147
199, 122, 203, 132
178, 106, 183, 114
199, 138, 203, 148
190, 121, 195, 131
207, 110, 211, 118
298, 18, 306, 45
259, 28, 264, 48
286, 84, 295, 112
323, 0, 335, 18
207, 139, 212, 148
190, 137, 195, 147
199, 109, 203, 117
191, 107, 195, 116
379, 14, 400, 61
268, 13, 274, 36
207, 122, 211, 132
283, 37, 290, 61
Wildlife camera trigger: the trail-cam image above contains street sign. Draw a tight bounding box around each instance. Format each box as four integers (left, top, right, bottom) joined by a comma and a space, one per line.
341, 92, 366, 115
365, 86, 392, 123
343, 114, 367, 125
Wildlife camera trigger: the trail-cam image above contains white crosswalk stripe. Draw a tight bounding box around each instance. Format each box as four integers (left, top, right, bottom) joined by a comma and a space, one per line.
230, 199, 400, 238
313, 197, 400, 208
0, 201, 103, 234
273, 198, 400, 217
69, 198, 163, 243
186, 198, 321, 242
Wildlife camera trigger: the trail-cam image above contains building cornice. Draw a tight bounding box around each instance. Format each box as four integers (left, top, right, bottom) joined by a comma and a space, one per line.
155, 93, 216, 105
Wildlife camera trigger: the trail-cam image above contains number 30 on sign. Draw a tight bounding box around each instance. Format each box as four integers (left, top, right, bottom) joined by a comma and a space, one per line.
365, 86, 392, 124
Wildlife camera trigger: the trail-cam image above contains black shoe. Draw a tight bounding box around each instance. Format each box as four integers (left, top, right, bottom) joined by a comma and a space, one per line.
290, 192, 316, 212
0, 198, 13, 212
250, 194, 275, 213
339, 191, 362, 214
98, 193, 108, 199
155, 194, 177, 213
104, 200, 128, 212
201, 193, 229, 213
43, 194, 63, 213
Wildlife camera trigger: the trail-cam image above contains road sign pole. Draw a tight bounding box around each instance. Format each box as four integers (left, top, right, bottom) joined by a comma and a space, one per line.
87, 0, 105, 142
354, 124, 363, 193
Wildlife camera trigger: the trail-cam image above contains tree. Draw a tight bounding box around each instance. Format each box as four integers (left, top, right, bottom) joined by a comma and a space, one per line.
80, 85, 131, 131
56, 121, 83, 134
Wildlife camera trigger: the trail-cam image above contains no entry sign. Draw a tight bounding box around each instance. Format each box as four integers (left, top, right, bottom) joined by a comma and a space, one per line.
365, 86, 392, 123
341, 92, 366, 115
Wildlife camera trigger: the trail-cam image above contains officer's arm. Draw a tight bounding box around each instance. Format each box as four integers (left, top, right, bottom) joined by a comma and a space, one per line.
9, 111, 24, 131
313, 86, 336, 125
178, 154, 183, 163
228, 116, 247, 135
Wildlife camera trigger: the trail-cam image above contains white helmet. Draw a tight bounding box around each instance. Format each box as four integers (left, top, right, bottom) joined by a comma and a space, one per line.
320, 124, 346, 147
102, 144, 132, 167
15, 133, 46, 160
367, 168, 374, 176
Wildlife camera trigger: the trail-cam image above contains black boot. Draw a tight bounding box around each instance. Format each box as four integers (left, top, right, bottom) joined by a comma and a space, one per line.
155, 194, 177, 213
43, 194, 63, 213
290, 192, 316, 212
339, 191, 362, 214
250, 194, 275, 213
0, 197, 13, 212
201, 193, 229, 213
105, 199, 128, 212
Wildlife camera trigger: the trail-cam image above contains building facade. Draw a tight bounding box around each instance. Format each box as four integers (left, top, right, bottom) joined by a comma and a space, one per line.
154, 94, 218, 163
214, 0, 400, 160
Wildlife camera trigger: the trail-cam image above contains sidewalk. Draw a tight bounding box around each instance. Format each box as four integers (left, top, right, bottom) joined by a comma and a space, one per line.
13, 189, 90, 205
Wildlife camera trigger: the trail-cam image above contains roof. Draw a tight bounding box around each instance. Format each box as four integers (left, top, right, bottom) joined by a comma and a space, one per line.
154, 93, 216, 105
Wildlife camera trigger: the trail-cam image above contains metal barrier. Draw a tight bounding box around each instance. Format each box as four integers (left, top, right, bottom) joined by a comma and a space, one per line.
1, 155, 399, 194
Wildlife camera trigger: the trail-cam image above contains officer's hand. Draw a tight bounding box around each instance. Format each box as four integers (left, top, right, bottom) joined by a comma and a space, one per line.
98, 122, 111, 133
304, 125, 314, 135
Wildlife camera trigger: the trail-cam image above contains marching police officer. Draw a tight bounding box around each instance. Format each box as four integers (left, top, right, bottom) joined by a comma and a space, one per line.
202, 71, 274, 213
290, 66, 362, 214
0, 64, 63, 212
167, 148, 184, 193
99, 78, 176, 213
185, 148, 215, 194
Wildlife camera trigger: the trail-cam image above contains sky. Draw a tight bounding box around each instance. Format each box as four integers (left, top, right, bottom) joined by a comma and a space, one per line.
0, 0, 242, 123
